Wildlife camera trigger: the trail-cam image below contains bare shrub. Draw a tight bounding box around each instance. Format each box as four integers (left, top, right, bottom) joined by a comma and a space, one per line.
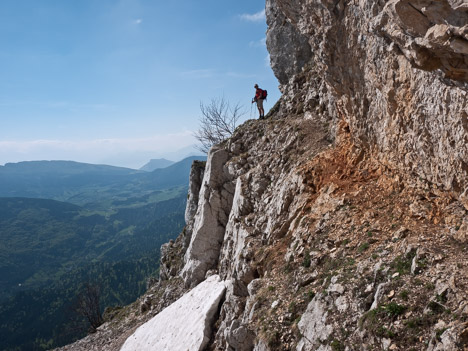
71, 282, 104, 333
194, 97, 245, 153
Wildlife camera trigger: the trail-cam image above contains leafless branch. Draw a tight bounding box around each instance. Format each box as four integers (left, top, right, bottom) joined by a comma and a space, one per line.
194, 97, 245, 153
71, 282, 104, 333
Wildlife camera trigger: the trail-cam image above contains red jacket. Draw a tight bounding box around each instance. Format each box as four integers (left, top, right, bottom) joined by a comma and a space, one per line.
255, 88, 264, 101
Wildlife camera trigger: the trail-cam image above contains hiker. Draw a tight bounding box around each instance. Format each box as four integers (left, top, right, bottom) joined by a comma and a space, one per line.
252, 84, 267, 119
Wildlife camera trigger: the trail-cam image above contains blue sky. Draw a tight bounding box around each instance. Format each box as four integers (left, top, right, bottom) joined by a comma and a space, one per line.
0, 0, 279, 168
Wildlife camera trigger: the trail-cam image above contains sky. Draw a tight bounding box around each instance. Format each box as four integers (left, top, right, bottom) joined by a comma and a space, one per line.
0, 0, 280, 169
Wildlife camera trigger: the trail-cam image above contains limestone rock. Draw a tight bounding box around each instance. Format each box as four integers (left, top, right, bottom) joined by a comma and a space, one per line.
159, 161, 207, 282
296, 294, 333, 351
184, 160, 206, 247
181, 147, 235, 288
454, 217, 468, 243
265, 0, 312, 87
371, 283, 389, 310
120, 275, 226, 351
267, 0, 468, 205
378, 0, 468, 79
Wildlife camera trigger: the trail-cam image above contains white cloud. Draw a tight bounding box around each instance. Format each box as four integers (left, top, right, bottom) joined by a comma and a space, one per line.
240, 10, 266, 22
265, 54, 271, 68
135, 18, 143, 24
249, 37, 266, 48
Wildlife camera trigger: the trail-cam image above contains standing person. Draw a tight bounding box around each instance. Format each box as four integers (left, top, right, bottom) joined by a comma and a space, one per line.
252, 84, 266, 119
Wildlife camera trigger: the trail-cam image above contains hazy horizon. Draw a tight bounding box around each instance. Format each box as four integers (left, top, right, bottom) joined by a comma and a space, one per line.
1, 0, 279, 169
0, 143, 203, 170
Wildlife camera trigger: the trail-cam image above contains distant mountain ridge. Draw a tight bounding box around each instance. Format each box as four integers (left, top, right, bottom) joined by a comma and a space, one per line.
140, 158, 175, 171
0, 156, 206, 209
0, 160, 142, 174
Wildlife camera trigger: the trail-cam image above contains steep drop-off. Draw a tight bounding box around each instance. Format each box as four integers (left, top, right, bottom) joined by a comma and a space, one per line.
56, 1, 468, 350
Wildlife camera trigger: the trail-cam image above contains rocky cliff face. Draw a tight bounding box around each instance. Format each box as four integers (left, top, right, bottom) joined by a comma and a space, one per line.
266, 0, 468, 208
56, 1, 468, 350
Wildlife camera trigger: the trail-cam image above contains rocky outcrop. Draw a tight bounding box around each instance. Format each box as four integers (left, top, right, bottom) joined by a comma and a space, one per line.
206, 117, 330, 350
184, 160, 206, 240
295, 294, 333, 351
181, 147, 235, 288
120, 275, 225, 351
377, 0, 468, 80
266, 0, 468, 209
265, 0, 312, 86
70, 112, 466, 351
159, 162, 205, 281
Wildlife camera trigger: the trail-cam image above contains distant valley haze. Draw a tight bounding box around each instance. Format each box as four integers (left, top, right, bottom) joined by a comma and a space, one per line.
0, 138, 200, 170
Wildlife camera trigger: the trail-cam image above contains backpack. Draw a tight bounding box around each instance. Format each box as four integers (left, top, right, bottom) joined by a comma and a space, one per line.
261, 89, 268, 100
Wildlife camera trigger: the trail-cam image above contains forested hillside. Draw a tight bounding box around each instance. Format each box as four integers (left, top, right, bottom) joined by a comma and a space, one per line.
0, 156, 204, 210
0, 157, 204, 350
0, 194, 186, 351
0, 250, 164, 351
0, 195, 186, 299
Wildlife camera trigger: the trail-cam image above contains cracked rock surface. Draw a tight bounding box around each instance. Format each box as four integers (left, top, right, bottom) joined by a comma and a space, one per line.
120, 275, 225, 351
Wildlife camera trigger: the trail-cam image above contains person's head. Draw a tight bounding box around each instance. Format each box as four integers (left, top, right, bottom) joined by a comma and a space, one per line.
254, 84, 258, 89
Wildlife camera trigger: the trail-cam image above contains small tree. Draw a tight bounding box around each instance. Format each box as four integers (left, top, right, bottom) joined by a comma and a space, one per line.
72, 282, 104, 333
194, 97, 245, 153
